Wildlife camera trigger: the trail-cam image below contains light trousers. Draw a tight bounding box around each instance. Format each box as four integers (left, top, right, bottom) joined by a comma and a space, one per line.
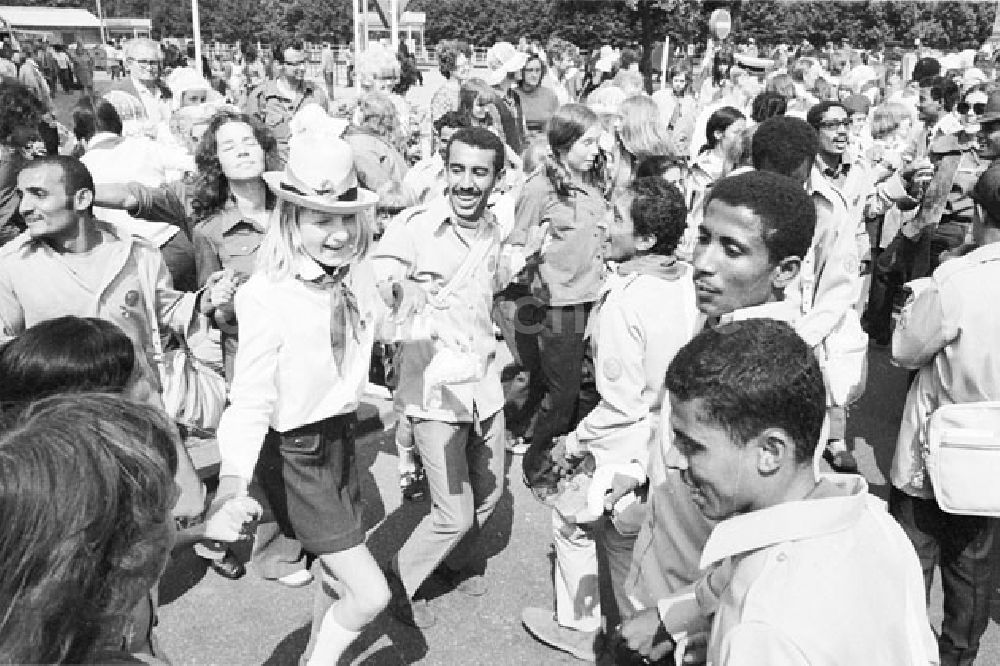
395, 410, 506, 597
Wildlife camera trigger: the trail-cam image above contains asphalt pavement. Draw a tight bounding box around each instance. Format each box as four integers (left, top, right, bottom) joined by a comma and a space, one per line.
150, 344, 1000, 666
47, 71, 1000, 666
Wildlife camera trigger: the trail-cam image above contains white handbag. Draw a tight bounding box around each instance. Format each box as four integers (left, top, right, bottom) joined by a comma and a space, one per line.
924, 401, 1000, 516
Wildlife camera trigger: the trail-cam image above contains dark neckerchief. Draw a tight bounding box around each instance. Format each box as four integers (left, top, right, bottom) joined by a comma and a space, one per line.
823, 159, 851, 180
300, 265, 360, 370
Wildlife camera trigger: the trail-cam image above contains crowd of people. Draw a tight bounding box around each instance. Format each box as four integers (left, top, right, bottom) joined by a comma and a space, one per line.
1, 27, 1000, 666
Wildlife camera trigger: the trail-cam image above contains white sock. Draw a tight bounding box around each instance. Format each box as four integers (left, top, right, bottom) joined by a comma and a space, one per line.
305, 608, 360, 666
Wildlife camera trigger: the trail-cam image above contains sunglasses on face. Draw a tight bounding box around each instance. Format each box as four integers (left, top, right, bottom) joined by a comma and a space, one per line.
818, 119, 851, 130
957, 101, 987, 115
131, 58, 160, 66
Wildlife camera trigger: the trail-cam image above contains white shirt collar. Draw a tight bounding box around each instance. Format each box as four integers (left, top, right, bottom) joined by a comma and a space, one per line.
700, 474, 869, 569
295, 255, 330, 281
718, 299, 800, 326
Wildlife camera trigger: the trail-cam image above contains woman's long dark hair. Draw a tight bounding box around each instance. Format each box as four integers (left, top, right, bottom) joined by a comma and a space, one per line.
0, 394, 178, 664
702, 106, 744, 154
190, 109, 279, 221
0, 316, 134, 411
545, 103, 601, 196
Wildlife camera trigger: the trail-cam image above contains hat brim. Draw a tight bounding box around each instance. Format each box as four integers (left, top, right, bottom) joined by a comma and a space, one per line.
263, 172, 379, 213
490, 53, 530, 85
485, 68, 507, 86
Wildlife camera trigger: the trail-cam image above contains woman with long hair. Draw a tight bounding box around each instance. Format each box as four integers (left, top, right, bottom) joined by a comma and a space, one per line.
688, 105, 745, 197
0, 394, 181, 665
96, 108, 310, 585
344, 91, 409, 192
508, 103, 611, 487
607, 94, 676, 198
189, 109, 319, 585
214, 109, 389, 665
429, 40, 473, 123
0, 316, 136, 409
679, 105, 746, 260
0, 321, 258, 664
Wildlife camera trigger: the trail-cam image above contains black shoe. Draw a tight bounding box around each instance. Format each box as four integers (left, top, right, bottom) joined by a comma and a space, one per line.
209, 552, 245, 580
822, 448, 860, 474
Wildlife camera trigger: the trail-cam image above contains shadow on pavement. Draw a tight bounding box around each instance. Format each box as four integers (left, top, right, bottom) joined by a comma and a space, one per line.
342, 614, 429, 665
357, 427, 392, 531
159, 543, 209, 606
264, 624, 309, 666
365, 430, 517, 581
846, 345, 911, 500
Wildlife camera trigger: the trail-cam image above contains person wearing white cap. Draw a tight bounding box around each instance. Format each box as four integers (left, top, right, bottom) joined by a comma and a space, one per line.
213, 106, 389, 665
244, 40, 329, 168
486, 41, 528, 156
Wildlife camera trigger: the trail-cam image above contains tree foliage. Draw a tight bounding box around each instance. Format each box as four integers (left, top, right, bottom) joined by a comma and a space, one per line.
7, 0, 998, 51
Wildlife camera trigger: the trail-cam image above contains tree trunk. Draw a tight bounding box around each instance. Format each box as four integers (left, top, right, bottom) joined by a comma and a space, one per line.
639, 0, 654, 94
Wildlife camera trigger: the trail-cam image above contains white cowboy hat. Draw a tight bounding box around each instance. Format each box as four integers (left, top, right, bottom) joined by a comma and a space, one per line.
263, 106, 378, 214
485, 41, 528, 86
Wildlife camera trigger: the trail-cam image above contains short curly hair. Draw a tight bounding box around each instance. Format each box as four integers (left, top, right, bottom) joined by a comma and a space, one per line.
628, 176, 687, 256
191, 110, 279, 221
751, 115, 819, 177
0, 80, 45, 147
665, 318, 826, 464
356, 91, 401, 144
436, 40, 472, 79
704, 170, 816, 265
750, 91, 788, 123
806, 100, 849, 130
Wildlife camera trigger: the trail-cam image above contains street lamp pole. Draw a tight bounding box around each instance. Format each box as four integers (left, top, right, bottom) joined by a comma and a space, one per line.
95, 0, 107, 44
191, 0, 202, 72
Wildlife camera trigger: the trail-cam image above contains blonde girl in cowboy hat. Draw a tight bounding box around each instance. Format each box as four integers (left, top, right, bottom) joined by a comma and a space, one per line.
213, 106, 388, 664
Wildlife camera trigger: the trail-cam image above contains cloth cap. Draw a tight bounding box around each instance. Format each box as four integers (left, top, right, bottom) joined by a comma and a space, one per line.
977, 90, 1000, 125
842, 94, 871, 116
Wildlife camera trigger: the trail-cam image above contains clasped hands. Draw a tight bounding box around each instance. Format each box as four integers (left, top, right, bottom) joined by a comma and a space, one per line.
200, 268, 243, 318
198, 476, 262, 543
559, 433, 644, 517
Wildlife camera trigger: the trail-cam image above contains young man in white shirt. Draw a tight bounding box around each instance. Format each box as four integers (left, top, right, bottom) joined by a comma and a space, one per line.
618, 318, 936, 666
620, 170, 816, 648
